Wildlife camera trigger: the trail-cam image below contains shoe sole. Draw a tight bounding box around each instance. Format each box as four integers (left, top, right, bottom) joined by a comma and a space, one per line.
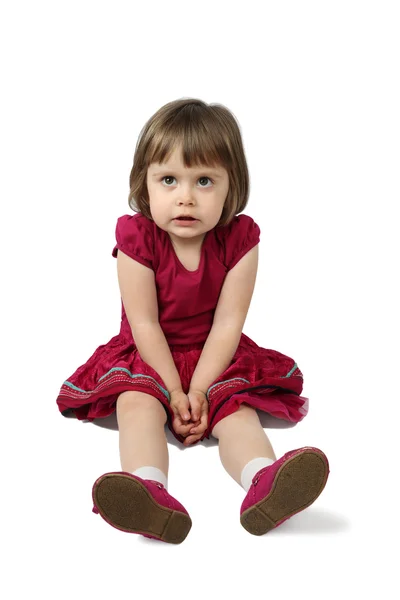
92, 473, 192, 544
240, 449, 329, 535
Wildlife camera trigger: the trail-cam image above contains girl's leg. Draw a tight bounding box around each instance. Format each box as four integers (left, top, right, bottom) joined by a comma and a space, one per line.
94, 391, 191, 543
116, 391, 169, 478
211, 404, 276, 487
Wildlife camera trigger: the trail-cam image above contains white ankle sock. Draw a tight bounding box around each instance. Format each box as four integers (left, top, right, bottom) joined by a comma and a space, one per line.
131, 466, 168, 490
240, 457, 275, 492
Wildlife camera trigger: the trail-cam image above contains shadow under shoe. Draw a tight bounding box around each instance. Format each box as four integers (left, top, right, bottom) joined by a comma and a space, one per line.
92, 471, 192, 544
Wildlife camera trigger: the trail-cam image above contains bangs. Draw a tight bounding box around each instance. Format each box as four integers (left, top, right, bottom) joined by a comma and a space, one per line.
146, 106, 232, 170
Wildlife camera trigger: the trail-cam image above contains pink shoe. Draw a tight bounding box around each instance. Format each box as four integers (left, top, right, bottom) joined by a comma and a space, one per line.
92, 471, 192, 544
240, 447, 329, 535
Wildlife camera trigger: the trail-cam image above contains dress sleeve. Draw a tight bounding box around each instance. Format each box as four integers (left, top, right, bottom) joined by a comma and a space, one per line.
223, 214, 260, 271
111, 214, 154, 270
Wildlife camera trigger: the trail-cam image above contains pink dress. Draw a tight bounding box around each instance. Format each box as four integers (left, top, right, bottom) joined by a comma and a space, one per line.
56, 213, 308, 443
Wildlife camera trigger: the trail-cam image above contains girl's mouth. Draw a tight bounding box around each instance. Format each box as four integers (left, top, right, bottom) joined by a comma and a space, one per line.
173, 218, 198, 226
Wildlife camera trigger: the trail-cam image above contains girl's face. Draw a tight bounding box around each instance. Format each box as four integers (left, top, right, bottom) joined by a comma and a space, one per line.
146, 147, 229, 245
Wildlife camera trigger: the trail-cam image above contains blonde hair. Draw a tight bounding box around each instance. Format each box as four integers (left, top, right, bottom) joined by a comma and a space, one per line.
128, 98, 250, 227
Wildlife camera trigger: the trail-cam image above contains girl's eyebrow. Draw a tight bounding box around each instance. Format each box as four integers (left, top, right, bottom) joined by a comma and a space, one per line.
151, 169, 223, 179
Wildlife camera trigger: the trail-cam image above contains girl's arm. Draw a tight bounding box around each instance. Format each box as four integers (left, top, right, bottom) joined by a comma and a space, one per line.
133, 322, 183, 393
189, 323, 242, 394
117, 249, 182, 394
190, 245, 258, 394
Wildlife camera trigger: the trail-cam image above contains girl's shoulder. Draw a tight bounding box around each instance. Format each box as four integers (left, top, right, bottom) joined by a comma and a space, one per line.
214, 213, 260, 271
114, 212, 152, 233
111, 212, 155, 270
218, 212, 259, 233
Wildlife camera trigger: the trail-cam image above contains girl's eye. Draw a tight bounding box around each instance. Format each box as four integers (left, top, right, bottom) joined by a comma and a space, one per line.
161, 176, 213, 187
162, 176, 176, 186
198, 177, 213, 187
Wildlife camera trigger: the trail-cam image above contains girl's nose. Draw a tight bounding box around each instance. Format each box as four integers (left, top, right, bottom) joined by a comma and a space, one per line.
179, 183, 194, 200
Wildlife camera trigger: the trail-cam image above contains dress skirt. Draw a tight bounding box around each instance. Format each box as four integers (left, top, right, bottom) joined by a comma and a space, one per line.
56, 332, 308, 444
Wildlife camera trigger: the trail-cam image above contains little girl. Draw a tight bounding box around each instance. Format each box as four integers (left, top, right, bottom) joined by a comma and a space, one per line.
56, 97, 329, 544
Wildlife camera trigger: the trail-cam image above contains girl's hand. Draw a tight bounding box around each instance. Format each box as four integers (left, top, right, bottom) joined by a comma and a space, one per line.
170, 390, 198, 439
182, 389, 209, 446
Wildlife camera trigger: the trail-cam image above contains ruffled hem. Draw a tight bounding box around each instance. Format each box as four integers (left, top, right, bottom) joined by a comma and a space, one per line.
56, 332, 308, 444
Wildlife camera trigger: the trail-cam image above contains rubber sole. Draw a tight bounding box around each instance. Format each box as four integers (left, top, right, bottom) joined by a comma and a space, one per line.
92, 473, 192, 544
240, 450, 329, 535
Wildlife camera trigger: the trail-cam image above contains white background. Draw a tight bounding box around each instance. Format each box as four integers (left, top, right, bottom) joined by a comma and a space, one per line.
1, 1, 399, 598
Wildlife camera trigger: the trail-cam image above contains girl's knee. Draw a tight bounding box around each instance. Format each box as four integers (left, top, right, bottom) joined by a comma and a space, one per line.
116, 390, 167, 424
211, 403, 257, 438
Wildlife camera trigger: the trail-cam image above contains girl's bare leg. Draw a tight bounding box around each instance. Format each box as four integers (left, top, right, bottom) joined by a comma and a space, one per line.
116, 391, 169, 477
211, 404, 276, 486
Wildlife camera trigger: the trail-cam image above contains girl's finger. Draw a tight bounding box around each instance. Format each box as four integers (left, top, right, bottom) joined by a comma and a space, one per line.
173, 418, 195, 436
193, 415, 207, 434
190, 414, 208, 434
185, 426, 206, 443
184, 435, 201, 446
179, 423, 194, 434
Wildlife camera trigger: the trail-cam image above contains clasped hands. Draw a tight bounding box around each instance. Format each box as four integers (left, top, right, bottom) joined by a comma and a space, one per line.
170, 388, 209, 446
